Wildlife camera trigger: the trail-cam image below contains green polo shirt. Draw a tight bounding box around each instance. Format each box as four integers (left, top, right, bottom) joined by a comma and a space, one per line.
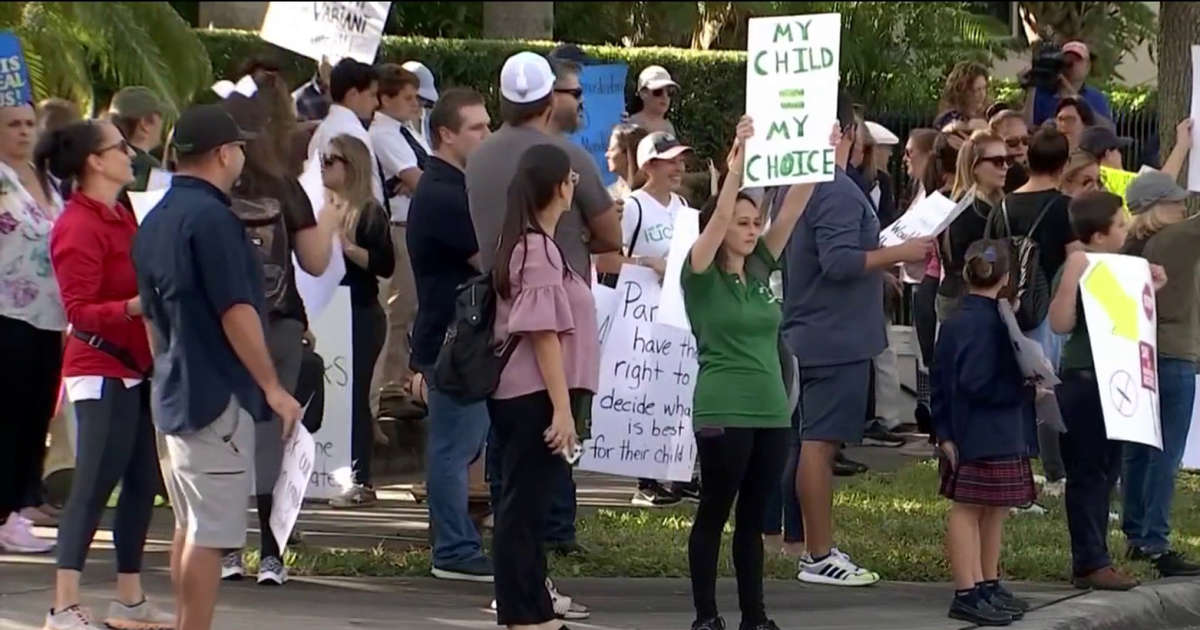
682, 240, 790, 429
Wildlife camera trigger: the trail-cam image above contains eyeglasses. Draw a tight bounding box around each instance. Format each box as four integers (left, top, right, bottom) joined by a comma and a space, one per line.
321, 154, 348, 168
94, 139, 130, 156
554, 87, 583, 100
568, 170, 580, 185
1005, 136, 1029, 148
975, 155, 1010, 169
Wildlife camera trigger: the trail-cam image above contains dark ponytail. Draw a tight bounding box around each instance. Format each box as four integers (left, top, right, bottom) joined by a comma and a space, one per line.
963, 238, 1010, 289
493, 143, 573, 299
33, 120, 104, 192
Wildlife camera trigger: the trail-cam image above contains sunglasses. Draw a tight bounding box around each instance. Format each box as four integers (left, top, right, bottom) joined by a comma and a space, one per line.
321, 154, 348, 168
1005, 136, 1029, 148
554, 87, 583, 100
649, 87, 676, 98
975, 155, 1011, 169
94, 139, 130, 156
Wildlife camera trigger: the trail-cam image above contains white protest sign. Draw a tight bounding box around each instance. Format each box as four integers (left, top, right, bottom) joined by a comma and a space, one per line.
1078, 254, 1162, 449
1183, 376, 1200, 469
270, 423, 316, 551
879, 189, 975, 247
743, 13, 840, 188
593, 283, 619, 345
127, 189, 167, 225
579, 265, 697, 481
306, 286, 354, 498
1189, 45, 1200, 192
296, 157, 346, 322
657, 208, 700, 331
260, 2, 391, 64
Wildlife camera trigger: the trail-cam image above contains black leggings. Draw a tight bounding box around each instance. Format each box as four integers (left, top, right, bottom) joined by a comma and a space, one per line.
57, 381, 157, 573
689, 426, 789, 626
0, 316, 61, 519
350, 301, 387, 486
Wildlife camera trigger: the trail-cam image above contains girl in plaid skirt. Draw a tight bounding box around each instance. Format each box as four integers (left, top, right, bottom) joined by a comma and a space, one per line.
931, 239, 1037, 627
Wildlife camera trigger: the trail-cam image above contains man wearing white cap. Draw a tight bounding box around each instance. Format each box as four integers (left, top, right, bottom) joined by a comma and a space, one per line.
1029, 40, 1112, 126
402, 60, 438, 143
629, 65, 678, 136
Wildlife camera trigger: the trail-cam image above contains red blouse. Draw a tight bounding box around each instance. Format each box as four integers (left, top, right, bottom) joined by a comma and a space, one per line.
50, 191, 151, 378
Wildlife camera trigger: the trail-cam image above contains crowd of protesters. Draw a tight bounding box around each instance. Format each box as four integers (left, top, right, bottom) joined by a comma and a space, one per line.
0, 32, 1198, 630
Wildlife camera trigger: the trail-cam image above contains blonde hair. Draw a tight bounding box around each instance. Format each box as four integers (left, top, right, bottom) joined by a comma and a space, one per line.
1061, 149, 1098, 185
1129, 209, 1171, 242
328, 134, 374, 243
952, 129, 1004, 203
988, 109, 1024, 134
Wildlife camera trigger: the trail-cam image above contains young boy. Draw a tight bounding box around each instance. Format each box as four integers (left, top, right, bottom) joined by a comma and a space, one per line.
1048, 190, 1162, 590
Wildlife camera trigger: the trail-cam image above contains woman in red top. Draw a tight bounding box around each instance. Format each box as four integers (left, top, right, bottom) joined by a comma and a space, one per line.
41, 120, 173, 630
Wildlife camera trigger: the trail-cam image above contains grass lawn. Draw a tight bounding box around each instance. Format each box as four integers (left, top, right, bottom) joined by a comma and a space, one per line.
245, 459, 1200, 583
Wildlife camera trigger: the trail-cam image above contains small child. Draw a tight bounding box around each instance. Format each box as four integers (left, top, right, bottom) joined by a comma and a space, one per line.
932, 239, 1035, 627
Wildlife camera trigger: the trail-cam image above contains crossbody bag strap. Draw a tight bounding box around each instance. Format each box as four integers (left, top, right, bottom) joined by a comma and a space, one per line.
1025, 196, 1059, 238
376, 158, 392, 218
71, 328, 151, 378
626, 196, 644, 256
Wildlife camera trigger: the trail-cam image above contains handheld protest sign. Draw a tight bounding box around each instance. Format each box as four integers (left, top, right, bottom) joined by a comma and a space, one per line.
743, 13, 841, 188
260, 2, 391, 64
568, 64, 628, 187
0, 32, 32, 107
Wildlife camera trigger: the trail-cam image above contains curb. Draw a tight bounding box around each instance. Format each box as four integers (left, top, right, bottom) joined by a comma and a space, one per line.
1015, 578, 1200, 629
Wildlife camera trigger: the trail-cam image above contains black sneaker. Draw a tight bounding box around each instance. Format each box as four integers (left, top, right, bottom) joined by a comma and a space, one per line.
1126, 545, 1154, 562
545, 541, 589, 557
982, 590, 1024, 620
1152, 550, 1200, 577
985, 582, 1030, 613
948, 596, 1013, 626
431, 555, 494, 582
862, 422, 906, 448
740, 620, 780, 630
631, 482, 681, 507
672, 481, 701, 503
833, 451, 869, 476
692, 617, 726, 630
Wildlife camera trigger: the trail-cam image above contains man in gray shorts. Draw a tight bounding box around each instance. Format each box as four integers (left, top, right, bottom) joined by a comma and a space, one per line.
781, 91, 931, 586
133, 104, 302, 630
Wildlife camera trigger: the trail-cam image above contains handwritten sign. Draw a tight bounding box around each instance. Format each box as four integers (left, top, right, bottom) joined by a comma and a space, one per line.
657, 208, 700, 331
1078, 254, 1162, 449
306, 286, 354, 498
1183, 376, 1200, 469
296, 156, 346, 321
579, 265, 697, 481
1189, 46, 1200, 192
260, 2, 391, 64
0, 33, 31, 107
270, 423, 315, 551
879, 189, 974, 247
569, 64, 628, 187
743, 13, 841, 187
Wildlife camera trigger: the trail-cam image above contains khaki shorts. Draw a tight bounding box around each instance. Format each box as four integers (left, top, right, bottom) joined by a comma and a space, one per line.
162, 396, 254, 550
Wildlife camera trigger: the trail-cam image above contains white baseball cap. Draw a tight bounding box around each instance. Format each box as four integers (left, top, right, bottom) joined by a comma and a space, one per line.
637, 131, 692, 169
865, 121, 899, 146
638, 65, 679, 92
500, 51, 555, 104
401, 61, 438, 103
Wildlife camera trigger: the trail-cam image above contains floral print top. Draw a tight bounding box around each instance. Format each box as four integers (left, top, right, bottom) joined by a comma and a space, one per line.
0, 160, 65, 330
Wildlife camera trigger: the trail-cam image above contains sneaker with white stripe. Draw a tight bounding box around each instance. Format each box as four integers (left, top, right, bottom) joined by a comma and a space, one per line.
797, 548, 880, 586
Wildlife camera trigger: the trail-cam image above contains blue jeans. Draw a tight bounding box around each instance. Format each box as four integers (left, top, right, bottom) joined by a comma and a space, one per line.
1122, 357, 1196, 554
487, 423, 577, 544
762, 413, 803, 542
426, 387, 491, 566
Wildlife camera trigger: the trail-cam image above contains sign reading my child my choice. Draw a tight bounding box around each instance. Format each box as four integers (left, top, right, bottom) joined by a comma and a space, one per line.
1078, 254, 1162, 450
743, 13, 841, 188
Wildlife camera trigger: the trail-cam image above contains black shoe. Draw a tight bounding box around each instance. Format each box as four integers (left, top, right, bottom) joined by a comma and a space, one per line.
672, 481, 701, 503
632, 482, 682, 507
833, 452, 868, 476
985, 582, 1030, 613
692, 617, 726, 630
948, 596, 1013, 626
982, 591, 1025, 620
545, 540, 589, 557
862, 422, 906, 448
1126, 545, 1154, 562
1152, 550, 1200, 577
740, 620, 780, 630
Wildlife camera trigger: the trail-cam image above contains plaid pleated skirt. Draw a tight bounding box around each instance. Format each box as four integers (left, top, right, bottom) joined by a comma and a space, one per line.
939, 456, 1036, 507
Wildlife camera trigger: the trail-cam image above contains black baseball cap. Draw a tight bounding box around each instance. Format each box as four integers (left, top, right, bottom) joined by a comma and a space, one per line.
1079, 126, 1132, 159
172, 104, 255, 156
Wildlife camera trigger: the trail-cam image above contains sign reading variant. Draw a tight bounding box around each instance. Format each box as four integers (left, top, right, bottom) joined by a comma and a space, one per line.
1078, 254, 1162, 449
260, 2, 391, 64
743, 13, 841, 187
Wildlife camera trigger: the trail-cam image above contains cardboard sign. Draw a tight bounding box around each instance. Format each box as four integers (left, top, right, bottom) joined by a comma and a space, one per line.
879, 189, 974, 247
579, 265, 697, 481
305, 287, 354, 498
1078, 254, 1162, 449
1182, 375, 1200, 469
568, 64, 628, 187
127, 189, 168, 225
1189, 45, 1200, 192
743, 13, 841, 187
260, 2, 391, 64
295, 156, 346, 321
656, 208, 700, 331
270, 423, 316, 551
0, 33, 32, 107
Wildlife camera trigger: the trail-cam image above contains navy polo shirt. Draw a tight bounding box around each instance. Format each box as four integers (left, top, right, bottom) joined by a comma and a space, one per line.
406, 156, 479, 374
133, 176, 267, 435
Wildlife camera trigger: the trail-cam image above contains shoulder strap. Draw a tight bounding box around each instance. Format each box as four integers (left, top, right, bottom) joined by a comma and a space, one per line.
375, 158, 392, 218
626, 196, 644, 256
71, 328, 151, 378
984, 199, 1004, 240
1025, 196, 1059, 238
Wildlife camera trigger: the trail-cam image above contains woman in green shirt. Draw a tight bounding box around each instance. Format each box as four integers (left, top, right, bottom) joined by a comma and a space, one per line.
682, 116, 827, 630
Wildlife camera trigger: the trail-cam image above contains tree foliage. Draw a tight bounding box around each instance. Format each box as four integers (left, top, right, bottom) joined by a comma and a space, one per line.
0, 2, 212, 115
1017, 2, 1157, 81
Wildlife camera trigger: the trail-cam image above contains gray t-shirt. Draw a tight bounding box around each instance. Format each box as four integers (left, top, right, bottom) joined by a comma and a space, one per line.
467, 124, 612, 277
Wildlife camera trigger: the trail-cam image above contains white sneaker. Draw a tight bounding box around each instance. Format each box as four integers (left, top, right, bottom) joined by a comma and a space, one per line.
1010, 502, 1049, 516
797, 549, 880, 586
257, 555, 288, 585
105, 599, 175, 629
44, 605, 102, 629
546, 578, 590, 619
0, 512, 55, 554
329, 484, 378, 509
220, 551, 245, 580
1042, 479, 1065, 497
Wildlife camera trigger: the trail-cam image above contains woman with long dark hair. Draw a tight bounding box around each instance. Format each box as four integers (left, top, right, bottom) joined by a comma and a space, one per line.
41, 120, 174, 630
490, 143, 597, 630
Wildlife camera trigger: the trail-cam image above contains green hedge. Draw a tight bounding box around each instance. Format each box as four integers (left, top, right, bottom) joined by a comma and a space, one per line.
197, 30, 1157, 164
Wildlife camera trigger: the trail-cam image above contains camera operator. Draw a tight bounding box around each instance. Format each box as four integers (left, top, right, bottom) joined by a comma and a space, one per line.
1022, 40, 1112, 128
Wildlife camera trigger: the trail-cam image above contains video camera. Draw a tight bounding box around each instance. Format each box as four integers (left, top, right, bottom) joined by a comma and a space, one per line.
1019, 41, 1065, 91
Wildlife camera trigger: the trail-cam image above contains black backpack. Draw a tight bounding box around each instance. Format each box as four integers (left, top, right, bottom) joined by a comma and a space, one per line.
432, 272, 518, 402
986, 197, 1056, 331
230, 195, 291, 315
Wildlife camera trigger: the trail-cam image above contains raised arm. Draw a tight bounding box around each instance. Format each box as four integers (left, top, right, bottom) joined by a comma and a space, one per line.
1049, 250, 1088, 334
1161, 119, 1193, 180
690, 116, 753, 273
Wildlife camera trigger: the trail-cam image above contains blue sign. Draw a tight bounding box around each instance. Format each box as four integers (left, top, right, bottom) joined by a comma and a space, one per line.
569, 64, 628, 187
0, 33, 31, 107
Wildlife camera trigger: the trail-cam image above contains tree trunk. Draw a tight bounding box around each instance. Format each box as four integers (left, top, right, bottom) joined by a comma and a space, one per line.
1156, 1, 1200, 176
483, 2, 552, 40
197, 1, 268, 30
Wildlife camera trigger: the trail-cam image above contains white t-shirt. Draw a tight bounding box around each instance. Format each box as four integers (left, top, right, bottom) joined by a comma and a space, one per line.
621, 189, 688, 258
369, 111, 429, 223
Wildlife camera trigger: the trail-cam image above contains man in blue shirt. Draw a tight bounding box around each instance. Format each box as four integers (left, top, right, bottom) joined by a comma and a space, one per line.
784, 91, 931, 586
133, 104, 302, 630
407, 88, 495, 582
1030, 40, 1112, 127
